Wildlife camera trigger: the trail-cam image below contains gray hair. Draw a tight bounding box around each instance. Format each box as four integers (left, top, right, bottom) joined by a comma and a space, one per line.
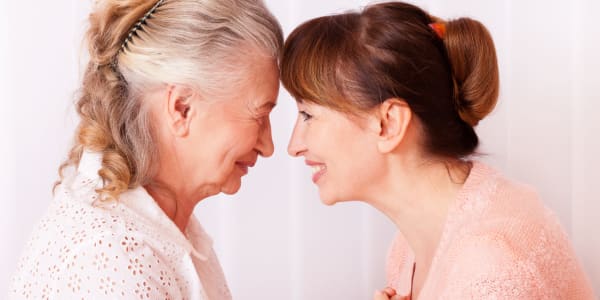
57, 0, 283, 200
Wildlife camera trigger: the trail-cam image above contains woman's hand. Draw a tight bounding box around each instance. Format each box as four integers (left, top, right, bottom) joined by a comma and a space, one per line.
373, 287, 409, 300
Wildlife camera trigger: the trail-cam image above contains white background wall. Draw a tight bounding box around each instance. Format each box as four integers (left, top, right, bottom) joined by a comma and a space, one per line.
1, 0, 598, 299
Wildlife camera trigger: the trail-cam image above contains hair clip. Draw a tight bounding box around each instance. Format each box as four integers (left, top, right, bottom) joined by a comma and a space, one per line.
428, 22, 446, 39
120, 0, 166, 52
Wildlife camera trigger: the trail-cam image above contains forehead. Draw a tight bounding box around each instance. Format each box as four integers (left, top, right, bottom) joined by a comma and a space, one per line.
237, 56, 280, 109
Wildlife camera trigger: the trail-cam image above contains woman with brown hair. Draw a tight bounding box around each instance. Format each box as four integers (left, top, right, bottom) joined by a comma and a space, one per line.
281, 2, 594, 299
9, 0, 282, 298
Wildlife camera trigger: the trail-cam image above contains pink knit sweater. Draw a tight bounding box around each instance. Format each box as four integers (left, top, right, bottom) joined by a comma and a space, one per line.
385, 161, 595, 299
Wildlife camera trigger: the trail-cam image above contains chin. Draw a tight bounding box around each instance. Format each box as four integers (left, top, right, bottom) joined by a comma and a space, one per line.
221, 187, 240, 195
320, 199, 337, 206
319, 191, 341, 206
220, 179, 242, 195
319, 188, 358, 206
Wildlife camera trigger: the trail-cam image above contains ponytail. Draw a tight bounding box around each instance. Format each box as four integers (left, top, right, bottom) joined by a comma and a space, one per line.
56, 0, 163, 200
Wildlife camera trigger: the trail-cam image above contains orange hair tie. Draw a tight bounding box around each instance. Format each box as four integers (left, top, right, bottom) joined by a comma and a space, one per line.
429, 22, 446, 39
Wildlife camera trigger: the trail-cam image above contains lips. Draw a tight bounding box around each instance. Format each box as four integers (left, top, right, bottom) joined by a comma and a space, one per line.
305, 160, 326, 183
235, 161, 255, 175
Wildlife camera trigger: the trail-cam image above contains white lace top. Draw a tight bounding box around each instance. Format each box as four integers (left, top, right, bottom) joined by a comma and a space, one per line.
9, 151, 232, 300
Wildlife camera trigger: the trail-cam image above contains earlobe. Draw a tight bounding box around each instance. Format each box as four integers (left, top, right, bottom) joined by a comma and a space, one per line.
166, 84, 194, 137
376, 98, 412, 153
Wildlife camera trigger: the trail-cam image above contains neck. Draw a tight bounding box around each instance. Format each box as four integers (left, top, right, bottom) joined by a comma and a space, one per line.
148, 138, 216, 233
145, 155, 217, 233
144, 180, 201, 233
367, 157, 471, 295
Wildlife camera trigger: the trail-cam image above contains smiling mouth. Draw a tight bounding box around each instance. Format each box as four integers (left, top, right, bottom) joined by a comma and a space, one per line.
310, 164, 325, 174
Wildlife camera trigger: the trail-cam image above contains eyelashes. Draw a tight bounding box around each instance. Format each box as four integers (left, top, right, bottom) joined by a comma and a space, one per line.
299, 111, 313, 121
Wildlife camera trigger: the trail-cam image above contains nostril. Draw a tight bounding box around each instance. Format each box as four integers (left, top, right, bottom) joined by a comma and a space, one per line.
287, 148, 303, 157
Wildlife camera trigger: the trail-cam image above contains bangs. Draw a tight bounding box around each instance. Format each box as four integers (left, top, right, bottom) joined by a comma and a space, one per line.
280, 14, 360, 112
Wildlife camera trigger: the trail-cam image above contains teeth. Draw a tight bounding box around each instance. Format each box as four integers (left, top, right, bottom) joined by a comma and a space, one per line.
310, 165, 326, 175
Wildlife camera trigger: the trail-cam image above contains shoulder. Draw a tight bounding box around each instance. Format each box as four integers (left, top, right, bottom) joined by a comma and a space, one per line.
10, 197, 196, 299
462, 161, 540, 210
11, 221, 196, 299
463, 164, 570, 256
438, 162, 592, 297
456, 162, 560, 243
440, 219, 589, 299
441, 229, 588, 299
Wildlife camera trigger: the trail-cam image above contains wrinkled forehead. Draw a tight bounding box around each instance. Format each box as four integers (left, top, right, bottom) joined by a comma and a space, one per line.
211, 55, 280, 112
244, 55, 280, 107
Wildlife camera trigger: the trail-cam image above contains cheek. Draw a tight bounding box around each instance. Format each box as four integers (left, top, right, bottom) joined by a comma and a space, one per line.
339, 145, 374, 180
331, 132, 381, 195
222, 125, 260, 165
217, 124, 259, 173
183, 124, 236, 181
219, 124, 258, 152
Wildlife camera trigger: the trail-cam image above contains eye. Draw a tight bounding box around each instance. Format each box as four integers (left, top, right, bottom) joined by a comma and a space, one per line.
299, 111, 313, 121
255, 114, 268, 125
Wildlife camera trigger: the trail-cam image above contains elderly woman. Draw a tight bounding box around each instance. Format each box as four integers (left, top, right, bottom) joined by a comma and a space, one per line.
281, 2, 595, 299
9, 0, 281, 299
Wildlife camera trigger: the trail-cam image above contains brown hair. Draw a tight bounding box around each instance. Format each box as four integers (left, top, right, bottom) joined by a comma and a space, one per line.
57, 0, 283, 200
281, 1, 499, 159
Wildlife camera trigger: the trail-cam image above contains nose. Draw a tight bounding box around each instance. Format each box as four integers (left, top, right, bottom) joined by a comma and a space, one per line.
256, 117, 274, 157
287, 119, 306, 157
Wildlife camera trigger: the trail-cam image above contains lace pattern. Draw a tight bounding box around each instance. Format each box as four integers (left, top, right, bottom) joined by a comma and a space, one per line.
9, 151, 232, 299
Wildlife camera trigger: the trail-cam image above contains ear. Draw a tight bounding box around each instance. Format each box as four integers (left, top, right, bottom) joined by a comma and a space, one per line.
165, 84, 195, 137
375, 98, 412, 153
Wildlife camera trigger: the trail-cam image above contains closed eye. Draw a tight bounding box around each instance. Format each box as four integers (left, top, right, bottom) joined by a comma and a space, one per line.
255, 114, 269, 125
253, 107, 275, 125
